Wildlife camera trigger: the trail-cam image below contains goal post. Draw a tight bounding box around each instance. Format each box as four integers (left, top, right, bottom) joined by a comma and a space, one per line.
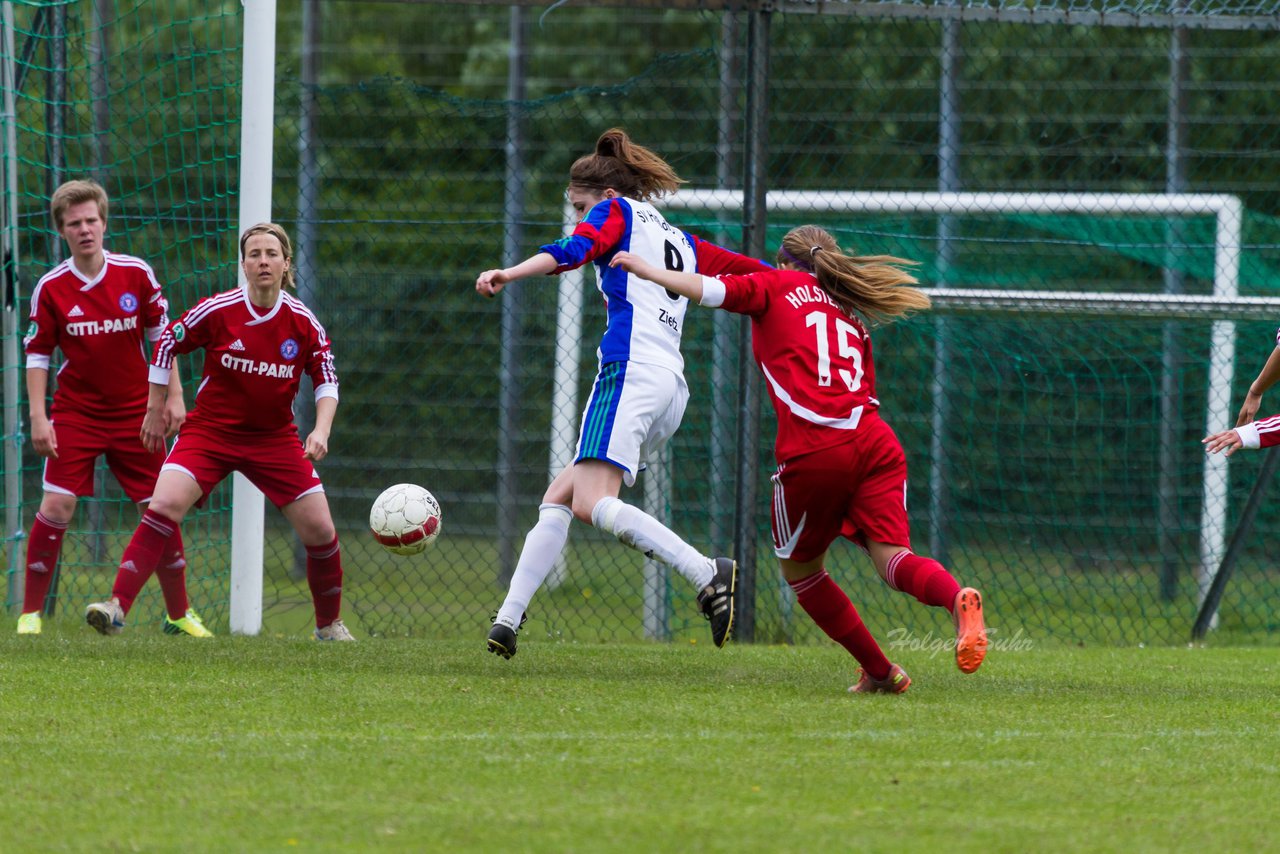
229, 0, 278, 636
547, 188, 1254, 621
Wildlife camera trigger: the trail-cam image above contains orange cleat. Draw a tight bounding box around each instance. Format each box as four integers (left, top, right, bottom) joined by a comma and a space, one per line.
848, 663, 911, 694
953, 587, 988, 674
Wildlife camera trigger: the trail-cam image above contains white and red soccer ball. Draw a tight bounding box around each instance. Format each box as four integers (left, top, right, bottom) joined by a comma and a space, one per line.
369, 483, 442, 555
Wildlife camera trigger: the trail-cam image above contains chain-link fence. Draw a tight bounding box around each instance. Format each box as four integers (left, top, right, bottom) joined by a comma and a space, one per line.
5, 0, 1280, 646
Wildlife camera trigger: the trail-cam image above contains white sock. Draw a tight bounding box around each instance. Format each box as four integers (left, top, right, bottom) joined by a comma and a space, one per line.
495, 503, 572, 629
592, 496, 714, 589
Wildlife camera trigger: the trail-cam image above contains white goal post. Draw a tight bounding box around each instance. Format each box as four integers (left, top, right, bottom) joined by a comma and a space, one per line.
553, 188, 1259, 613
229, 0, 278, 635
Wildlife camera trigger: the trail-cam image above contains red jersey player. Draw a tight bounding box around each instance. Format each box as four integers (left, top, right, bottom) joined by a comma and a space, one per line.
18, 180, 207, 637
85, 222, 353, 640
611, 224, 989, 694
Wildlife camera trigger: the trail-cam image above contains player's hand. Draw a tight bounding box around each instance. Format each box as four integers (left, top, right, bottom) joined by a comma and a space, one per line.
609, 251, 655, 279
30, 418, 57, 459
304, 429, 329, 461
139, 408, 169, 455
476, 269, 510, 299
1236, 391, 1262, 427
1203, 428, 1245, 456
164, 395, 187, 439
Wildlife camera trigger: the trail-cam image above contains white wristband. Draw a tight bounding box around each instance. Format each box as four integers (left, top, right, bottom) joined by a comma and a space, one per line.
699, 276, 726, 308
1237, 422, 1261, 449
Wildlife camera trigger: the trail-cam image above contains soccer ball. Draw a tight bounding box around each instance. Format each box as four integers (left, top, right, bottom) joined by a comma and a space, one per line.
369, 483, 442, 555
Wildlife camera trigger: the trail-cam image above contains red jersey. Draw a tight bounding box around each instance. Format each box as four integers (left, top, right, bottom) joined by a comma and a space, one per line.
715, 268, 879, 464
23, 251, 170, 421
150, 288, 337, 437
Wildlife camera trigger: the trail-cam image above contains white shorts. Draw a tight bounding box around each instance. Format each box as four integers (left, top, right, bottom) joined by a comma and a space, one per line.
575, 360, 688, 487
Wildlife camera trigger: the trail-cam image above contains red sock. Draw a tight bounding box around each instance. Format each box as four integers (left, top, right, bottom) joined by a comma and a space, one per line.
112, 509, 176, 614
790, 570, 892, 680
306, 535, 343, 628
884, 550, 962, 611
22, 512, 69, 614
154, 528, 191, 620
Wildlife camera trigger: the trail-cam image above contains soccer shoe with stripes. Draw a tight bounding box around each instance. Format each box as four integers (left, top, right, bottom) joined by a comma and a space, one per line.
163, 609, 214, 638
848, 663, 911, 694
315, 618, 355, 641
953, 587, 989, 674
85, 598, 126, 636
16, 612, 42, 635
697, 557, 737, 648
487, 612, 527, 660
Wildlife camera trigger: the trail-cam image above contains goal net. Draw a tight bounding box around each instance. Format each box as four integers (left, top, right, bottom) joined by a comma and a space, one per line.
651, 189, 1280, 643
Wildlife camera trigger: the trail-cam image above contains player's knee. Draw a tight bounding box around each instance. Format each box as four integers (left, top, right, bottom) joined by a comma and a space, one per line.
145, 500, 189, 525
300, 522, 338, 548
39, 491, 77, 523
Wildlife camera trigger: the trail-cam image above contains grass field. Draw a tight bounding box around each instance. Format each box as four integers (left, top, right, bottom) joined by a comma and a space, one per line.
2, 626, 1278, 853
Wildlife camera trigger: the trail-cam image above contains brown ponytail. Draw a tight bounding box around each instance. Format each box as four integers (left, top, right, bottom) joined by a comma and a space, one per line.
567, 128, 684, 202
777, 225, 929, 326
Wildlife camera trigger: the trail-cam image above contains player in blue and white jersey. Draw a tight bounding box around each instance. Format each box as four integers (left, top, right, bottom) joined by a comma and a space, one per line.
476, 128, 768, 657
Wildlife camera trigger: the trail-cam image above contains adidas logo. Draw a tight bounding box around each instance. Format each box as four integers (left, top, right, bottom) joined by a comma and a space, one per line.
68, 305, 84, 317
229, 339, 246, 351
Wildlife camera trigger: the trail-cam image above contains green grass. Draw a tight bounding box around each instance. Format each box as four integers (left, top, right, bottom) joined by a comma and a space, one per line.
2, 629, 1279, 852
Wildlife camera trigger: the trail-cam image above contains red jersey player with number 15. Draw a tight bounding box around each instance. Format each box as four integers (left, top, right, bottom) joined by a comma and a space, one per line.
611, 224, 989, 694
18, 180, 206, 637
85, 222, 354, 640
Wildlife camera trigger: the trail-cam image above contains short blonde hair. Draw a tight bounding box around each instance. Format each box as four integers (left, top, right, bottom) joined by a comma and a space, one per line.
239, 222, 296, 290
50, 179, 109, 231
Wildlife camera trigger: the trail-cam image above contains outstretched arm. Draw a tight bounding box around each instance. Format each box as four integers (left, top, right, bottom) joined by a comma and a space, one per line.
1203, 427, 1245, 457
609, 251, 707, 302
476, 252, 558, 299
1238, 346, 1280, 426
1205, 413, 1280, 456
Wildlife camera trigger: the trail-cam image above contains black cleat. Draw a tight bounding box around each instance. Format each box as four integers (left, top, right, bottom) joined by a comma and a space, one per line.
487, 612, 526, 659
697, 557, 737, 648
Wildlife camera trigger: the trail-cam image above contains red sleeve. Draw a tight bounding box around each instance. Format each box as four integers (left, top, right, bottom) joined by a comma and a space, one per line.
1258, 415, 1280, 448
143, 277, 170, 336
688, 233, 772, 277
716, 269, 780, 317
23, 285, 59, 358
540, 199, 629, 273
153, 298, 213, 368
306, 322, 339, 390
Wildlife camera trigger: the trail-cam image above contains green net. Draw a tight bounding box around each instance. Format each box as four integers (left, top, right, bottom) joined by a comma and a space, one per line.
6, 2, 1280, 648
2, 0, 241, 630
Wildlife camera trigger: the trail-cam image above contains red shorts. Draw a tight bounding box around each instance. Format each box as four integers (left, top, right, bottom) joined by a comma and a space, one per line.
769, 413, 911, 562
162, 425, 324, 509
42, 415, 164, 504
